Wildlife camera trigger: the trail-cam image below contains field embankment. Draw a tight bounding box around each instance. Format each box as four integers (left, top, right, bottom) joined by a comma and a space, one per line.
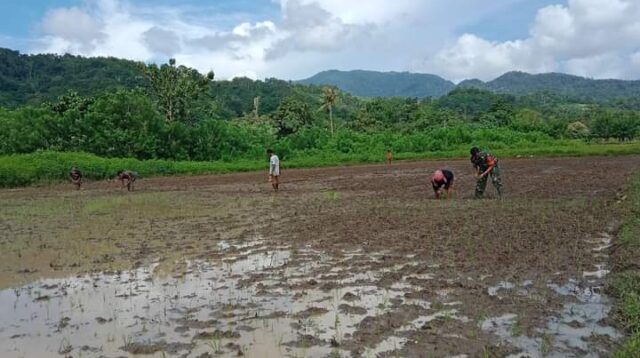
2, 141, 640, 187
609, 174, 640, 357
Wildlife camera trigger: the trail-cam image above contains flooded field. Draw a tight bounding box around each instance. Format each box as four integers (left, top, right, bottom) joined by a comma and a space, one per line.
1, 156, 638, 357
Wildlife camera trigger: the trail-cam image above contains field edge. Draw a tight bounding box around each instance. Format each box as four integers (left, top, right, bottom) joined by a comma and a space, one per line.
609, 173, 640, 357
2, 141, 640, 188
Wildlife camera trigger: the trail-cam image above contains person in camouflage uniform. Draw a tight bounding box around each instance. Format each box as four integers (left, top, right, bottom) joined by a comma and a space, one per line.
470, 147, 502, 198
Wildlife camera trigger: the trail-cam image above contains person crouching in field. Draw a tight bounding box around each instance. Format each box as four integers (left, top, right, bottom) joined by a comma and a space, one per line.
431, 169, 454, 199
267, 149, 280, 192
69, 167, 82, 190
470, 147, 503, 198
117, 170, 138, 192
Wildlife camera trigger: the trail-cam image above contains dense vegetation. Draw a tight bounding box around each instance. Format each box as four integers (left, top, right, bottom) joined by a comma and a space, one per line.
0, 48, 146, 107
1, 48, 640, 187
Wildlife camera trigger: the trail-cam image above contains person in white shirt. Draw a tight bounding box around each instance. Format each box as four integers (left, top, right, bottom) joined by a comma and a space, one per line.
267, 149, 280, 192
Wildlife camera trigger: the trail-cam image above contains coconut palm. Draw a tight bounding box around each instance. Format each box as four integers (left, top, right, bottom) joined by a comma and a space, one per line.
253, 96, 261, 119
320, 87, 338, 135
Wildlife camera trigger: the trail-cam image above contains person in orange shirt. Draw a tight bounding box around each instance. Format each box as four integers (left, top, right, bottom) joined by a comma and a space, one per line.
386, 150, 393, 164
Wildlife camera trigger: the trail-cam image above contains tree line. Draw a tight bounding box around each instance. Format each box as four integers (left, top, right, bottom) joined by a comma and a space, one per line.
0, 58, 639, 163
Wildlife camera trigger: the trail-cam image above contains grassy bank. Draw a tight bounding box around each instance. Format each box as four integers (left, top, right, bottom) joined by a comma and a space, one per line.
1, 141, 640, 188
608, 174, 640, 357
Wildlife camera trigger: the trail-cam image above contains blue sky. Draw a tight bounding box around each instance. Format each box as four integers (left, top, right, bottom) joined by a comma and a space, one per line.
0, 0, 638, 81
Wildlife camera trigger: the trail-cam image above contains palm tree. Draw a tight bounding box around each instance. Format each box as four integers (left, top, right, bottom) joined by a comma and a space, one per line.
253, 96, 261, 119
320, 87, 338, 135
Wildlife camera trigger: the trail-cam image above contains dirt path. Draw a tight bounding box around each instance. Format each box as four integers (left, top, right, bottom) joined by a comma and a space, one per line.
1, 155, 639, 357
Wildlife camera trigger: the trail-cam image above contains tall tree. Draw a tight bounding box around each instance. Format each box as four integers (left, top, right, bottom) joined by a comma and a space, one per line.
141, 59, 214, 123
273, 97, 312, 137
253, 96, 261, 119
320, 87, 338, 135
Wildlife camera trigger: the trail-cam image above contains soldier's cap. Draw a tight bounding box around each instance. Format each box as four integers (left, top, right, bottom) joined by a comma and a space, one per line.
470, 147, 480, 156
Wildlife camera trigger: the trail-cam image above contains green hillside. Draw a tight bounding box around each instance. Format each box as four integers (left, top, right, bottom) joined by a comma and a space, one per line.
298, 69, 455, 98
0, 48, 147, 107
458, 71, 640, 100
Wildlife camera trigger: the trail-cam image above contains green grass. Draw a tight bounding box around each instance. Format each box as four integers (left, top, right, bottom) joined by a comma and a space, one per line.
609, 174, 640, 357
1, 141, 640, 188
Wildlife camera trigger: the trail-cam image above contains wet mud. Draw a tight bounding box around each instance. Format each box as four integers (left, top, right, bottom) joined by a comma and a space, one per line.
1, 156, 639, 357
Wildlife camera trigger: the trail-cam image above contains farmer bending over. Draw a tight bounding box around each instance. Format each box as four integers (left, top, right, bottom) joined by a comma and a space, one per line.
470, 147, 503, 198
267, 149, 280, 192
117, 170, 138, 192
69, 167, 82, 190
431, 169, 454, 199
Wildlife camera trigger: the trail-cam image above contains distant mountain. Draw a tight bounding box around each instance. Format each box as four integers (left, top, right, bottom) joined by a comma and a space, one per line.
300, 69, 640, 101
298, 70, 455, 98
458, 71, 640, 100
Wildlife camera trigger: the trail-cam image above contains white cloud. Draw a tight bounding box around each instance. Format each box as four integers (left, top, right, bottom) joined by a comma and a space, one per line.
278, 0, 422, 25
41, 7, 104, 49
430, 0, 640, 80
27, 0, 640, 81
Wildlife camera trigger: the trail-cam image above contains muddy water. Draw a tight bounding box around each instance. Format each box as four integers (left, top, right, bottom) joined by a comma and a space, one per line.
0, 238, 428, 357
0, 234, 621, 357
481, 233, 621, 358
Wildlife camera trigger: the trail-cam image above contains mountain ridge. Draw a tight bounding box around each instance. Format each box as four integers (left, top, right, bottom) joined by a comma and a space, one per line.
3, 47, 640, 108
299, 69, 640, 100
297, 69, 456, 98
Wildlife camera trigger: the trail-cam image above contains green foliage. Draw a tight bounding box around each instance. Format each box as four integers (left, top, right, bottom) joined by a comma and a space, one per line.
566, 121, 590, 139
0, 152, 264, 187
271, 96, 313, 136
2, 140, 640, 188
0, 48, 146, 108
615, 333, 640, 358
141, 59, 214, 123
321, 86, 338, 135
1, 49, 640, 188
608, 175, 640, 357
591, 110, 640, 141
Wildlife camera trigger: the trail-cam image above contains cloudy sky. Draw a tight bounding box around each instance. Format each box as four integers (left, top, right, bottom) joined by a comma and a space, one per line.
1, 0, 639, 82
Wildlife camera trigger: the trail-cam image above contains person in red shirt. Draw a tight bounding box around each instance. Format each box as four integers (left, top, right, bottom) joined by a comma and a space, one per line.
431, 169, 454, 199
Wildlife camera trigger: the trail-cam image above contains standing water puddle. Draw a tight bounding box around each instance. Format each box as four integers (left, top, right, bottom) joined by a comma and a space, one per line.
0, 239, 433, 357
481, 233, 621, 357
0, 233, 622, 357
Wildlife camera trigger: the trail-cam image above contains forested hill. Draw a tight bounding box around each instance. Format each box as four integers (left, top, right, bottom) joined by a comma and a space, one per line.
0, 48, 147, 107
3, 47, 640, 109
298, 70, 456, 98
458, 71, 640, 100
301, 69, 640, 101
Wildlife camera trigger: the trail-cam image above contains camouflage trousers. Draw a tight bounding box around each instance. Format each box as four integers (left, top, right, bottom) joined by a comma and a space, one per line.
475, 165, 503, 198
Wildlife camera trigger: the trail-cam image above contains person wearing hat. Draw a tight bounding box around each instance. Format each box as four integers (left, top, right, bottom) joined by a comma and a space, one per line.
470, 147, 502, 198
